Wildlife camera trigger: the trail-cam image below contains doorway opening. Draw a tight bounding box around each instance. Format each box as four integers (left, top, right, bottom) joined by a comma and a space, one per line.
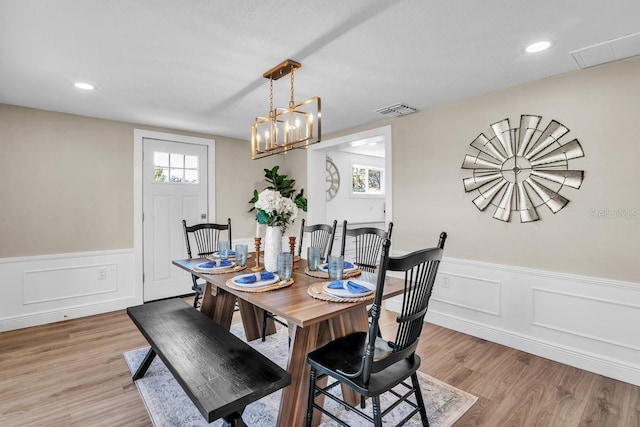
306, 125, 392, 245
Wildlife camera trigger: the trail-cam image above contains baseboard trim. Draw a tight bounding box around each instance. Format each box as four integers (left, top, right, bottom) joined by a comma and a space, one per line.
0, 295, 140, 331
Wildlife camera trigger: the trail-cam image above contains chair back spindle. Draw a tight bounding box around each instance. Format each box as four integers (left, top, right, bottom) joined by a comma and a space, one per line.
297, 219, 337, 262
340, 220, 393, 272
182, 219, 232, 308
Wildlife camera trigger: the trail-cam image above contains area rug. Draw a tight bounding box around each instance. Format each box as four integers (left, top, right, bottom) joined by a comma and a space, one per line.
124, 324, 477, 426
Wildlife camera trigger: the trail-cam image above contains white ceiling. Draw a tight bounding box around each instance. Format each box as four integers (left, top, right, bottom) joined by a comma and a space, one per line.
1, 0, 639, 141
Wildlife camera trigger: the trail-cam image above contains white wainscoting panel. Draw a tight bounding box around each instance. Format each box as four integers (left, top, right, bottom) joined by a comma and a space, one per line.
0, 249, 140, 331
533, 288, 640, 352
432, 272, 501, 316
385, 256, 640, 386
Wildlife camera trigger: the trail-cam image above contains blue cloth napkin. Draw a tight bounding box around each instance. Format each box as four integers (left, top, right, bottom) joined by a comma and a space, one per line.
235, 271, 276, 284
200, 260, 232, 268
346, 280, 370, 293
321, 261, 355, 271
199, 261, 218, 268
327, 280, 370, 294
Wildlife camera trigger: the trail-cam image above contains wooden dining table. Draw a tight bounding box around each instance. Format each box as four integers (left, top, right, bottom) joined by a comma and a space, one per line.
172, 257, 405, 427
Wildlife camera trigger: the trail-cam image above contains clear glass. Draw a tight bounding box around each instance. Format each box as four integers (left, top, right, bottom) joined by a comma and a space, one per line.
170, 169, 184, 182
184, 155, 198, 169
235, 244, 248, 267
327, 255, 344, 281
154, 152, 169, 167
170, 153, 184, 168
218, 240, 230, 260
307, 246, 321, 271
277, 252, 293, 281
184, 169, 198, 183
153, 152, 199, 184
368, 169, 382, 192
154, 167, 168, 182
352, 166, 366, 192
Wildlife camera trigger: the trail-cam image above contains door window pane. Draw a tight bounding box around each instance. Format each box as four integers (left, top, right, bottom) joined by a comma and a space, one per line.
154, 168, 169, 182
170, 169, 184, 182
185, 155, 198, 169
170, 153, 184, 168
154, 152, 169, 167
184, 169, 198, 183
153, 152, 199, 184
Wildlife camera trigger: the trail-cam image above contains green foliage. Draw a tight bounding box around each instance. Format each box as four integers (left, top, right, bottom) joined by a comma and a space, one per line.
256, 209, 271, 224
248, 166, 308, 213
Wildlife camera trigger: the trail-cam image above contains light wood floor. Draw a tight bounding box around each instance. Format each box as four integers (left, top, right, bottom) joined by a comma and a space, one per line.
1, 299, 638, 426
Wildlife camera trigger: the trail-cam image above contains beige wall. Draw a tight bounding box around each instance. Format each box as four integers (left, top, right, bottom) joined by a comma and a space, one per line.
0, 106, 133, 257
3, 55, 639, 283
327, 56, 640, 283
0, 105, 266, 258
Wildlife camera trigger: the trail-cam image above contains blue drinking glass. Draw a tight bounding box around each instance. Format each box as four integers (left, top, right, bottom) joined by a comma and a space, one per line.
218, 240, 230, 260
307, 247, 321, 271
277, 252, 293, 281
235, 244, 248, 267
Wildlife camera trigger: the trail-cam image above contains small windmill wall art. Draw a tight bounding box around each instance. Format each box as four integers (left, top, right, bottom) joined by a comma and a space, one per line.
461, 115, 585, 223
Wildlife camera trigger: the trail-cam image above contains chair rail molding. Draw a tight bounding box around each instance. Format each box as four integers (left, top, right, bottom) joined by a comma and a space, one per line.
385, 255, 640, 386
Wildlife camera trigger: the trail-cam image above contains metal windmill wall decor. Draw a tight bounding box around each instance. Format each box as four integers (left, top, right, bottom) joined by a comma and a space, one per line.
461, 115, 585, 223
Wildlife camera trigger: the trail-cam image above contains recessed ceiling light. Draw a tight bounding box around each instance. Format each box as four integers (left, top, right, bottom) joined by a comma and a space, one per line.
74, 82, 95, 90
526, 41, 552, 53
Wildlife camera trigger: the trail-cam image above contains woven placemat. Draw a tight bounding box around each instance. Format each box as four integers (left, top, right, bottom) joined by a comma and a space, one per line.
194, 265, 247, 275
304, 267, 362, 279
226, 277, 294, 293
307, 282, 375, 303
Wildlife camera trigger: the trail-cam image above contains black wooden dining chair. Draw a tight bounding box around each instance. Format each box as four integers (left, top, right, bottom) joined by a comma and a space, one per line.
306, 232, 447, 426
297, 219, 338, 262
339, 220, 393, 272
182, 218, 232, 308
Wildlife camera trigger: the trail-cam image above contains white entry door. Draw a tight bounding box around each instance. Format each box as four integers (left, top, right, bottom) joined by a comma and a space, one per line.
142, 138, 210, 301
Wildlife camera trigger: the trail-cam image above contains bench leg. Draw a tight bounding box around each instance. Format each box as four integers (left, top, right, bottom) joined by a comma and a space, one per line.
133, 348, 157, 380
222, 410, 246, 426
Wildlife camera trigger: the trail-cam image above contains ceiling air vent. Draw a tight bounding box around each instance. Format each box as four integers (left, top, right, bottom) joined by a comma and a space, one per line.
570, 31, 640, 69
375, 103, 418, 117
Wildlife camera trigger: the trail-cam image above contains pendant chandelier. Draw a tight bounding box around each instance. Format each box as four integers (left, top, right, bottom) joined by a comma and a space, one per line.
251, 59, 321, 160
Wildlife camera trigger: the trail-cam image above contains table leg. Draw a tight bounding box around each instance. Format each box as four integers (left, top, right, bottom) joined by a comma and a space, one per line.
237, 299, 276, 342
200, 282, 236, 330
276, 307, 368, 427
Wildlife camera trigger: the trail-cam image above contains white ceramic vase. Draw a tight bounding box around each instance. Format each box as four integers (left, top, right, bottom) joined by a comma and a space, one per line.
263, 226, 282, 272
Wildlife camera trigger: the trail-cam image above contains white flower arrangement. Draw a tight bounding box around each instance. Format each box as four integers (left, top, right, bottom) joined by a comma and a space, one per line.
254, 189, 299, 233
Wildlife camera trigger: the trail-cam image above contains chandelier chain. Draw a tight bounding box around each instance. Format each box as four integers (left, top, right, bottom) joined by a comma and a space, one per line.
289, 69, 295, 107
269, 78, 274, 118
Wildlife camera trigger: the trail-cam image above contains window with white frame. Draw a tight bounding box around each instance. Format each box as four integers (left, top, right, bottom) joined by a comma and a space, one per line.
351, 164, 384, 195
153, 152, 199, 183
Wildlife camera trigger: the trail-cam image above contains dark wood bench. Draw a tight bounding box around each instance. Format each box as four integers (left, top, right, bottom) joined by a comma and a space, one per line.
127, 298, 291, 426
